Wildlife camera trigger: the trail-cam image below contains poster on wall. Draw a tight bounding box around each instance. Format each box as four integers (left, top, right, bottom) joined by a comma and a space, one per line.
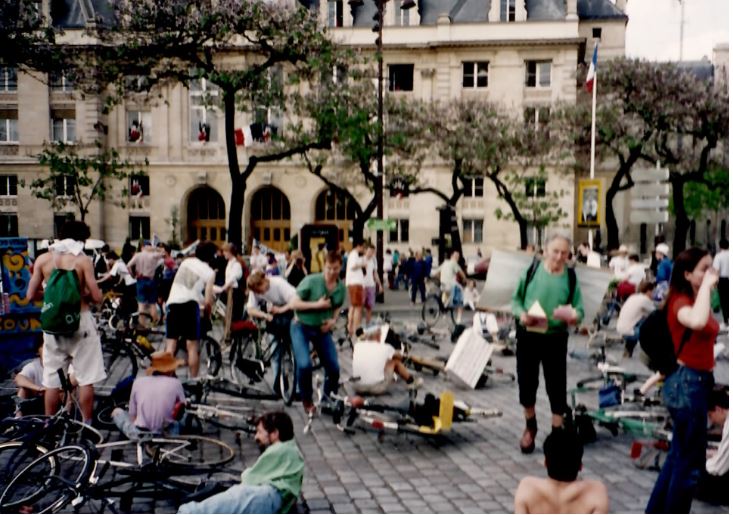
577, 178, 603, 228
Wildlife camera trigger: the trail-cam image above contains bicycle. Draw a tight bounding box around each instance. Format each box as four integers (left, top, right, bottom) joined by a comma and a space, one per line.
0, 433, 237, 513
421, 278, 458, 329
227, 316, 296, 405
327, 388, 501, 439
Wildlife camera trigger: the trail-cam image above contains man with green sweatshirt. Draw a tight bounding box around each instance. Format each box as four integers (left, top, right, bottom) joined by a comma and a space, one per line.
178, 412, 304, 514
511, 233, 584, 455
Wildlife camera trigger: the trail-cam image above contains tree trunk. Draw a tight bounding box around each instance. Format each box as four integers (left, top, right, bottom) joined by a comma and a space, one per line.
488, 172, 528, 250
671, 175, 690, 258
223, 89, 244, 247
605, 187, 619, 251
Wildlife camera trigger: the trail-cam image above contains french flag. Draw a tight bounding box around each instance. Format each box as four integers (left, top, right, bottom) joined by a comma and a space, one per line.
585, 42, 598, 93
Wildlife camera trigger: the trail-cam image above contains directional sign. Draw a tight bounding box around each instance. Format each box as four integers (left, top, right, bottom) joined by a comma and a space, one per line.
632, 183, 670, 197
630, 210, 669, 224
630, 198, 669, 210
366, 218, 397, 231
631, 167, 670, 182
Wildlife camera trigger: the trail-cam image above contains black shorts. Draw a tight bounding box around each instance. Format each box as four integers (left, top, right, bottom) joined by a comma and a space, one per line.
516, 326, 569, 416
166, 301, 201, 341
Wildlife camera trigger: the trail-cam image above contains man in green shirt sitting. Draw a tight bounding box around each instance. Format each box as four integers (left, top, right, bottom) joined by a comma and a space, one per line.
178, 412, 304, 514
511, 233, 584, 454
289, 250, 347, 415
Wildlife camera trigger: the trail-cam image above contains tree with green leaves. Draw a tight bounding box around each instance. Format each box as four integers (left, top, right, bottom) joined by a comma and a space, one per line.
31, 142, 147, 223
0, 0, 66, 73
79, 0, 346, 247
566, 58, 728, 253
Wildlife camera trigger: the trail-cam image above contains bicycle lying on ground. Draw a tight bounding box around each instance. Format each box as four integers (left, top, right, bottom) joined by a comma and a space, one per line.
0, 432, 238, 513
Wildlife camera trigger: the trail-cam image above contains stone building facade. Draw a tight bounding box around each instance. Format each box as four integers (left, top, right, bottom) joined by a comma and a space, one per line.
0, 0, 628, 256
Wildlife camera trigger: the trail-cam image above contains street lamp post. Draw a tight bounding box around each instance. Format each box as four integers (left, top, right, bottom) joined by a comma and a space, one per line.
349, 0, 415, 301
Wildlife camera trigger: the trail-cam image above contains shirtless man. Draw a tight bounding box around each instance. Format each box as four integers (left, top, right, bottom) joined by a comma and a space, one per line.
25, 221, 105, 423
514, 429, 608, 514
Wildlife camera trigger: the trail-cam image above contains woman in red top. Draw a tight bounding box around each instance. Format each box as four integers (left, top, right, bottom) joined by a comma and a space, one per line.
647, 247, 719, 514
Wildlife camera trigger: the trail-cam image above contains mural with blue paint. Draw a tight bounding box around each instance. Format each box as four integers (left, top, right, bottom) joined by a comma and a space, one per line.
0, 238, 42, 377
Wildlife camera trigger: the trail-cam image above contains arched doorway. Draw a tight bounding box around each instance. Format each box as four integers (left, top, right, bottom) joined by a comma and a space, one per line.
187, 187, 226, 246
315, 189, 358, 251
250, 186, 291, 252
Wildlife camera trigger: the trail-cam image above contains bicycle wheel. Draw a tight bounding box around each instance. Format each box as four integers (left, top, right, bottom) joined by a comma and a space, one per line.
278, 341, 296, 406
421, 295, 441, 328
200, 336, 222, 377
229, 334, 261, 386
102, 340, 139, 382
0, 444, 94, 514
0, 441, 54, 495
146, 435, 234, 469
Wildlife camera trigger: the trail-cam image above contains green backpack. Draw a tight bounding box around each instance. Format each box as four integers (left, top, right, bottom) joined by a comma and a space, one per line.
41, 262, 82, 336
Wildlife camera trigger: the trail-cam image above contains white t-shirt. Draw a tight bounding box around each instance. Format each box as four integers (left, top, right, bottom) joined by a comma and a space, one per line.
616, 293, 656, 336
111, 260, 136, 286
167, 257, 215, 306
247, 276, 297, 309
364, 256, 377, 288
345, 250, 366, 287
352, 341, 395, 385
383, 254, 393, 273
625, 263, 646, 286
225, 259, 243, 289
713, 250, 729, 279
19, 358, 43, 386
608, 256, 629, 279
440, 260, 461, 288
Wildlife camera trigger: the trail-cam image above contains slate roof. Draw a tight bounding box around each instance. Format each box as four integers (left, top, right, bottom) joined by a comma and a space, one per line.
54, 0, 626, 29
678, 60, 715, 81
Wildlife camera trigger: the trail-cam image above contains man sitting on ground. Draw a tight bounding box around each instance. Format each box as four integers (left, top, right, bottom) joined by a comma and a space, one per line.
514, 428, 608, 514
696, 385, 728, 506
352, 325, 422, 395
112, 351, 186, 439
616, 280, 656, 357
14, 337, 45, 416
178, 411, 304, 514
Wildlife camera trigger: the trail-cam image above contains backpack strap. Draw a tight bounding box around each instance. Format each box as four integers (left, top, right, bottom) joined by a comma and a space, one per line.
521, 258, 541, 303
566, 267, 577, 306
675, 328, 693, 359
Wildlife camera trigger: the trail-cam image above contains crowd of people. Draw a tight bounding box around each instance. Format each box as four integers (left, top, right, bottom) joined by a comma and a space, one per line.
16, 220, 730, 514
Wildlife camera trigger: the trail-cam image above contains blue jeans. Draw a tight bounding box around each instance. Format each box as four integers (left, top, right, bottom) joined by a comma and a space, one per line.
646, 366, 713, 513
290, 321, 340, 404
178, 483, 282, 514
623, 318, 645, 356
112, 409, 181, 440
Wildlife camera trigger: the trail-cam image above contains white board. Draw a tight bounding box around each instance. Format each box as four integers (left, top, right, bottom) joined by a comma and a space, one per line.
629, 210, 670, 224
631, 167, 670, 182
477, 249, 614, 323
630, 198, 669, 209
632, 184, 670, 197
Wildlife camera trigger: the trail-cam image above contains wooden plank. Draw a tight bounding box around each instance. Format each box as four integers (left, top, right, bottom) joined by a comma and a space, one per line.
631, 167, 670, 182
630, 210, 670, 224
631, 183, 670, 197
630, 198, 669, 209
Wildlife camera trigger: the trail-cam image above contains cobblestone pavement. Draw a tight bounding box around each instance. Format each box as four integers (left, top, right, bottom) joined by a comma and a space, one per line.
65, 287, 730, 513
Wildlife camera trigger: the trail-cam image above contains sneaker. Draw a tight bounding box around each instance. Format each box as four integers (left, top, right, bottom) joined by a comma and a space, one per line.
407, 377, 424, 390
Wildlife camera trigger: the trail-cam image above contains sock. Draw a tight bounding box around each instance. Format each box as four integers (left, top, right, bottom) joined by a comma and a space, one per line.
526, 416, 537, 432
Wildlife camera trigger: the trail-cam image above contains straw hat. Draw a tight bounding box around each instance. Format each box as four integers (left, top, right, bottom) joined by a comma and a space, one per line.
655, 243, 670, 256
618, 244, 629, 254
146, 351, 184, 375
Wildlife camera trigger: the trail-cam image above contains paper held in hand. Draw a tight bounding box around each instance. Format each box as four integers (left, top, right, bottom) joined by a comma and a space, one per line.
553, 305, 577, 324
525, 300, 548, 333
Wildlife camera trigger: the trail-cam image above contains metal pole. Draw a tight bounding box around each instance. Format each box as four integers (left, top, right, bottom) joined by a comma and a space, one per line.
376, 0, 385, 302
679, 0, 684, 61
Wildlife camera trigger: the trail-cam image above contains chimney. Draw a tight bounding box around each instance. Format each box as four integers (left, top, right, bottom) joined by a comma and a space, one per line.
566, 0, 577, 20
615, 0, 627, 12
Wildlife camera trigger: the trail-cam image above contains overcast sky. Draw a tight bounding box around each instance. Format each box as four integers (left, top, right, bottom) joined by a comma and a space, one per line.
625, 0, 729, 61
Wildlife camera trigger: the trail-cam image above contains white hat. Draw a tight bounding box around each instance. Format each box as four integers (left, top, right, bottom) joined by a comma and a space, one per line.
618, 244, 629, 254
655, 243, 670, 256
